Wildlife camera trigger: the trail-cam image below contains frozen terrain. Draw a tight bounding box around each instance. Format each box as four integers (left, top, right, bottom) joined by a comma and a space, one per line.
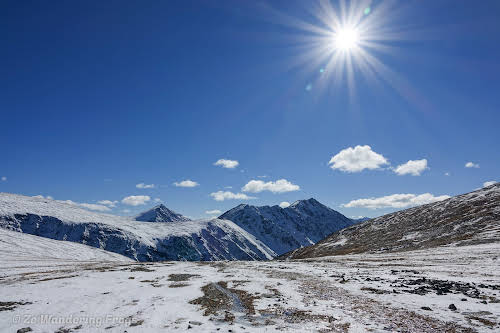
1, 186, 498, 331
1, 239, 498, 332
219, 198, 356, 255
0, 193, 275, 261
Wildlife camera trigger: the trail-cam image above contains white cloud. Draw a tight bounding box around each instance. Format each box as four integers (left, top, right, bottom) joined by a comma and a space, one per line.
214, 159, 239, 169
39, 196, 112, 212
32, 195, 111, 212
257, 175, 268, 178
210, 191, 255, 201
58, 199, 78, 205
154, 198, 162, 202
224, 186, 233, 189
328, 145, 389, 173
173, 180, 199, 188
59, 200, 111, 212
242, 179, 300, 193
1, 176, 6, 181
122, 209, 131, 214
394, 159, 428, 176
122, 195, 151, 206
342, 193, 450, 209
483, 181, 497, 188
279, 201, 291, 208
97, 200, 118, 207
33, 195, 54, 200
465, 162, 479, 168
79, 203, 111, 212
205, 209, 222, 215
136, 183, 155, 189
444, 172, 450, 176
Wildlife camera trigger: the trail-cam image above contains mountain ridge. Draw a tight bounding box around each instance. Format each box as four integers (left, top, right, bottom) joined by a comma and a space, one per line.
0, 193, 275, 261
280, 184, 500, 260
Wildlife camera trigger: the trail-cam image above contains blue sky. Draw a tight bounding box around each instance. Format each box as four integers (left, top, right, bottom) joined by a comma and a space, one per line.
1, 0, 499, 219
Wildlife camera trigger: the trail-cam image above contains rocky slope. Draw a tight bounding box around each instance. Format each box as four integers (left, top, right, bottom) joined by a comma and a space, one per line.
135, 204, 190, 222
219, 198, 356, 255
281, 184, 500, 259
0, 193, 275, 261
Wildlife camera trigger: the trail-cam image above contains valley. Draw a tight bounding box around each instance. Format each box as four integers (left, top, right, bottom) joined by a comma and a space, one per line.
1, 241, 498, 332
1, 184, 499, 332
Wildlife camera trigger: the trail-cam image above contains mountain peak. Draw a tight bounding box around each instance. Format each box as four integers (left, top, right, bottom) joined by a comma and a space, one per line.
150, 204, 166, 210
220, 203, 250, 216
219, 198, 355, 255
289, 198, 321, 208
235, 203, 249, 209
135, 204, 190, 223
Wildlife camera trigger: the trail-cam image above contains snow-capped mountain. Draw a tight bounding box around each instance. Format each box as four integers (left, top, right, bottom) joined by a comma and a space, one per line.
219, 198, 356, 255
281, 183, 500, 260
0, 193, 275, 261
135, 204, 190, 222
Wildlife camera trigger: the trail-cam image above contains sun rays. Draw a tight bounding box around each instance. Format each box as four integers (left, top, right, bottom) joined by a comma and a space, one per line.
270, 0, 420, 103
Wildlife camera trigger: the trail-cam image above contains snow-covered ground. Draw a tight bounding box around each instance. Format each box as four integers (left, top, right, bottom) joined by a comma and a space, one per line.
2, 238, 498, 332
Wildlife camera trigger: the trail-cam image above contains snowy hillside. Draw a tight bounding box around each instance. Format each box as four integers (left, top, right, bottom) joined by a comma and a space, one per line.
219, 198, 356, 255
282, 183, 500, 260
0, 193, 275, 261
0, 228, 131, 262
135, 204, 190, 222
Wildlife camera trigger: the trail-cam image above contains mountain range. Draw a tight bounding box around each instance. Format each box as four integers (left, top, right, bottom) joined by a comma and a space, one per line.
0, 193, 275, 261
1, 184, 498, 262
219, 198, 356, 255
1, 186, 498, 332
281, 183, 500, 260
0, 193, 360, 260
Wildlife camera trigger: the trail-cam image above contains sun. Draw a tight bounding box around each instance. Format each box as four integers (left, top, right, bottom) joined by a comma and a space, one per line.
271, 0, 419, 104
334, 27, 360, 51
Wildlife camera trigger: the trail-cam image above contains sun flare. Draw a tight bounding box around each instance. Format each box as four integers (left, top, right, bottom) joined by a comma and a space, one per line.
272, 0, 417, 102
334, 27, 360, 51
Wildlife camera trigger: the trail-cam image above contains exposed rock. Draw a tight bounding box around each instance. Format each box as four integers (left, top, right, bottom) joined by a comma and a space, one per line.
280, 184, 500, 259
